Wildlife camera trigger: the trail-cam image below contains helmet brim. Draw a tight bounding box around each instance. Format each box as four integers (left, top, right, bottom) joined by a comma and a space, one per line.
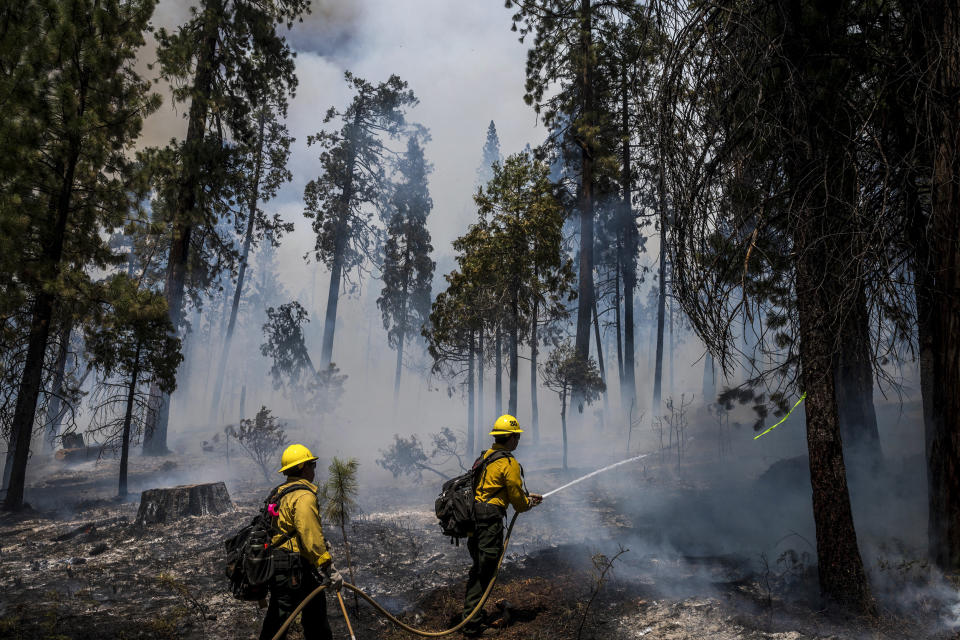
277, 455, 318, 473
489, 428, 524, 436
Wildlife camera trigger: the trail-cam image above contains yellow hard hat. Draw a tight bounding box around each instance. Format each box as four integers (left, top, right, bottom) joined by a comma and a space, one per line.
278, 443, 318, 473
490, 414, 523, 436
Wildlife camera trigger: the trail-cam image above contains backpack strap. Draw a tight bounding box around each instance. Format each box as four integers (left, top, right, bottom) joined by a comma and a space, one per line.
473, 450, 514, 501
265, 483, 316, 550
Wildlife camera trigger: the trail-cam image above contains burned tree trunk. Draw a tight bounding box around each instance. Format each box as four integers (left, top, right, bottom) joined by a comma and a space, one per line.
834, 286, 881, 466
136, 482, 233, 525
911, 0, 960, 572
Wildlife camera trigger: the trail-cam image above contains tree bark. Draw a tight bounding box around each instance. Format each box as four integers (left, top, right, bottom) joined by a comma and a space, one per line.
44, 321, 73, 451
119, 348, 141, 497
477, 332, 485, 439
320, 110, 361, 369
573, 0, 596, 397
495, 326, 502, 416
467, 332, 476, 457
530, 299, 539, 446
592, 298, 609, 421
793, 230, 872, 611
913, 0, 960, 571
620, 58, 637, 417
652, 199, 667, 415
561, 388, 568, 471
508, 301, 518, 417
833, 285, 881, 465
4, 139, 80, 510
209, 110, 265, 425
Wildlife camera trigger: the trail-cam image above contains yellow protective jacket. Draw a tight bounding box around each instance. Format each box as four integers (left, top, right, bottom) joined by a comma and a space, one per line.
474, 444, 531, 513
269, 478, 332, 568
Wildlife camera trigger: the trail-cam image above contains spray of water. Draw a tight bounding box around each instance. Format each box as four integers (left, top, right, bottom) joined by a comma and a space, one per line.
542, 453, 651, 498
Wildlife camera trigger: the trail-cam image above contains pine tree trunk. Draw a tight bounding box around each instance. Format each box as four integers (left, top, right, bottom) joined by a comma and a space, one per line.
614, 257, 624, 392
393, 271, 409, 408
592, 299, 609, 420
834, 285, 881, 465
914, 0, 960, 571
477, 332, 485, 438
119, 350, 141, 498
467, 332, 476, 457
144, 13, 220, 456
209, 111, 265, 425
4, 143, 79, 510
530, 303, 539, 446
561, 388, 568, 471
320, 238, 346, 368
44, 321, 73, 451
495, 327, 502, 416
393, 330, 405, 404
652, 201, 667, 415
793, 233, 872, 611
619, 58, 635, 417
508, 307, 518, 417
573, 0, 596, 394
702, 352, 716, 406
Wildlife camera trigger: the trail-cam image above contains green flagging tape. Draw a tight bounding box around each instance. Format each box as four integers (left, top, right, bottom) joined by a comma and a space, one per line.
753, 392, 807, 440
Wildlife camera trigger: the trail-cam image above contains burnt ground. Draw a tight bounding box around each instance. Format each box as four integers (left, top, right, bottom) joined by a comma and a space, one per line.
0, 452, 956, 640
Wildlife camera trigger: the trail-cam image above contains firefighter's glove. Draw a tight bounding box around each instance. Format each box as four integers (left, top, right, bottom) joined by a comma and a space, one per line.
529, 493, 543, 507
320, 562, 344, 591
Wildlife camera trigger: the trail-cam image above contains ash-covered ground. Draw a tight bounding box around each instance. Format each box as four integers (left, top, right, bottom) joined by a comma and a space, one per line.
0, 445, 956, 640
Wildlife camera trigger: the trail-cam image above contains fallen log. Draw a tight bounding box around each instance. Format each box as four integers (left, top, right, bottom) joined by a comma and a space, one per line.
135, 482, 233, 525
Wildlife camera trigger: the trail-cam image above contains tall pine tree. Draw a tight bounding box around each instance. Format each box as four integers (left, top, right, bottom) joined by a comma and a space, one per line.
378, 137, 435, 404
2, 0, 161, 510
304, 73, 418, 370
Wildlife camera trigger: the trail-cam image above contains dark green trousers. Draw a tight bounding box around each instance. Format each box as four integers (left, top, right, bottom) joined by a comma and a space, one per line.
462, 517, 504, 633
259, 565, 331, 640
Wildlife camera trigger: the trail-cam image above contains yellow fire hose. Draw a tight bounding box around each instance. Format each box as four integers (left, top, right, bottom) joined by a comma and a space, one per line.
270, 511, 520, 640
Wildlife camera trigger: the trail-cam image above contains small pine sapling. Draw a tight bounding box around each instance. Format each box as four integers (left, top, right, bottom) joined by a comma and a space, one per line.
322, 456, 360, 616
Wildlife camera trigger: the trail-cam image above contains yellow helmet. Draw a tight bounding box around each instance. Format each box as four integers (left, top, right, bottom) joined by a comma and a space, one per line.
490, 414, 523, 436
278, 443, 318, 473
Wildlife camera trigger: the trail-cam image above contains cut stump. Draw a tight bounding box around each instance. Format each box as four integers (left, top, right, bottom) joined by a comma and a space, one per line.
136, 482, 233, 525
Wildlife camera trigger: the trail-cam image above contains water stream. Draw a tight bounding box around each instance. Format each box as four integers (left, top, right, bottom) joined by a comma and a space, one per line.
542, 453, 651, 498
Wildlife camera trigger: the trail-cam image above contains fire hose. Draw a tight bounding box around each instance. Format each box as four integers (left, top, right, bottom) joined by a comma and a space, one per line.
267, 454, 650, 639
270, 510, 520, 640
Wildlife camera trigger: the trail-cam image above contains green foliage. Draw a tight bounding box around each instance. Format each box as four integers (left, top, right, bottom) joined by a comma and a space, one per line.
377, 434, 429, 479
321, 457, 359, 528
425, 152, 574, 381
378, 136, 435, 354
304, 72, 420, 278
232, 405, 288, 481
476, 120, 502, 186
376, 428, 467, 480
86, 275, 182, 396
542, 341, 605, 409
260, 301, 314, 389
259, 302, 347, 414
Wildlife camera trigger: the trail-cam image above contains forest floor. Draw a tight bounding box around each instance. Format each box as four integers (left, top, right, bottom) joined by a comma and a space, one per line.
0, 449, 957, 640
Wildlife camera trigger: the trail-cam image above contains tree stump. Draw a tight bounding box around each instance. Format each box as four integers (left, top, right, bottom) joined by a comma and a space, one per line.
135, 482, 233, 525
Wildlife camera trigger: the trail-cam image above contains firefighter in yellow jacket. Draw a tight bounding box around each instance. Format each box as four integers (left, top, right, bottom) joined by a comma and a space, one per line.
260, 444, 343, 640
461, 415, 543, 637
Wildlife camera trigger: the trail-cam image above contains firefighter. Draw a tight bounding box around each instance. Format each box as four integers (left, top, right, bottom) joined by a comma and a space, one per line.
461, 415, 543, 637
260, 444, 343, 640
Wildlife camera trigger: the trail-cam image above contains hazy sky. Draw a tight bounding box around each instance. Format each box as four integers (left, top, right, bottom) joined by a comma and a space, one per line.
143, 0, 544, 290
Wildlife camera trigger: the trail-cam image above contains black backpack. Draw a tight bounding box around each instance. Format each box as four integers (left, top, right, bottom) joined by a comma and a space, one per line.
224, 483, 313, 600
435, 450, 512, 543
